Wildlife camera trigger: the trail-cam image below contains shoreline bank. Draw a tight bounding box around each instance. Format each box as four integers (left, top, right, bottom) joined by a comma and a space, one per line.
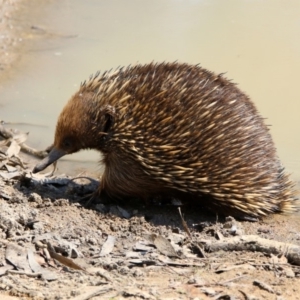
0, 0, 25, 77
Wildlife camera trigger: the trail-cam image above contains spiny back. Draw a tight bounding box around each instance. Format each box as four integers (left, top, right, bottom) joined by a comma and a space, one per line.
60, 62, 298, 218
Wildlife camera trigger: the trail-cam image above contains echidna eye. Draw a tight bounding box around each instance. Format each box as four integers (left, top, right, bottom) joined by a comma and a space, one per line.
103, 113, 113, 133
62, 138, 72, 148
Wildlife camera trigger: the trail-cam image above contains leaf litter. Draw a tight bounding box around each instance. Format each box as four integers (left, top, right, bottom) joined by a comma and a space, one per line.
0, 124, 300, 299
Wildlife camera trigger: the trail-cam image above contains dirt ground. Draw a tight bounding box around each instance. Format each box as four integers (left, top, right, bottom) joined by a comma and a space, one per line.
1, 1, 300, 300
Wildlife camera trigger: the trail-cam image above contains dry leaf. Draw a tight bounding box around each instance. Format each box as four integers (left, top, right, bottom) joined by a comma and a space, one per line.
149, 234, 179, 258
99, 235, 115, 257
5, 164, 17, 172
47, 243, 84, 271
0, 170, 21, 180
5, 243, 32, 273
27, 249, 57, 281
6, 140, 21, 157
0, 264, 14, 275
11, 131, 28, 144
49, 250, 84, 271
133, 241, 153, 252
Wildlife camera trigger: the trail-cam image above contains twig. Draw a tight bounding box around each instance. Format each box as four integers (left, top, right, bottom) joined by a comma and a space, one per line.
202, 235, 300, 265
178, 207, 192, 238
72, 285, 113, 300
253, 280, 275, 294
220, 275, 248, 285
0, 124, 47, 158
6, 269, 42, 277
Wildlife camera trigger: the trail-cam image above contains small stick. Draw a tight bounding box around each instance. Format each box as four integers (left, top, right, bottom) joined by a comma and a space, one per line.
6, 269, 42, 277
178, 207, 192, 238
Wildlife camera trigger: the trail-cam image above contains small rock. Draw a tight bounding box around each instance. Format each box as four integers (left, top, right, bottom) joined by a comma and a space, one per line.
109, 205, 131, 219
95, 203, 107, 213
54, 199, 69, 206
132, 269, 144, 277
119, 266, 130, 275
187, 276, 196, 284
32, 221, 44, 232
125, 251, 140, 258
87, 237, 98, 245
284, 267, 295, 278
170, 233, 185, 244
28, 192, 43, 204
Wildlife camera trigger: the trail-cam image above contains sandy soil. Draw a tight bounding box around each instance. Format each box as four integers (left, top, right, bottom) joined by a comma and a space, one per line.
0, 142, 300, 300
1, 1, 300, 300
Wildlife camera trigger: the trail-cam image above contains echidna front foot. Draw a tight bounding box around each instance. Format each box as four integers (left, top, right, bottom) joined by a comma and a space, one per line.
78, 187, 102, 207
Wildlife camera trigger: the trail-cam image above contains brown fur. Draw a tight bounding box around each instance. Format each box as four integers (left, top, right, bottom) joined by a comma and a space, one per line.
35, 62, 298, 218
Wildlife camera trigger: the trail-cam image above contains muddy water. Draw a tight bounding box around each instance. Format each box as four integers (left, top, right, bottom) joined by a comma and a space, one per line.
0, 0, 299, 180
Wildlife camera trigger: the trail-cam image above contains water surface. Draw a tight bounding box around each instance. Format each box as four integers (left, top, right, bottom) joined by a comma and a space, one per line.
0, 0, 299, 180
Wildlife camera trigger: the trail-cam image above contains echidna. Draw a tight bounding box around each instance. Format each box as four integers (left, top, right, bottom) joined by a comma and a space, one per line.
33, 62, 298, 219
